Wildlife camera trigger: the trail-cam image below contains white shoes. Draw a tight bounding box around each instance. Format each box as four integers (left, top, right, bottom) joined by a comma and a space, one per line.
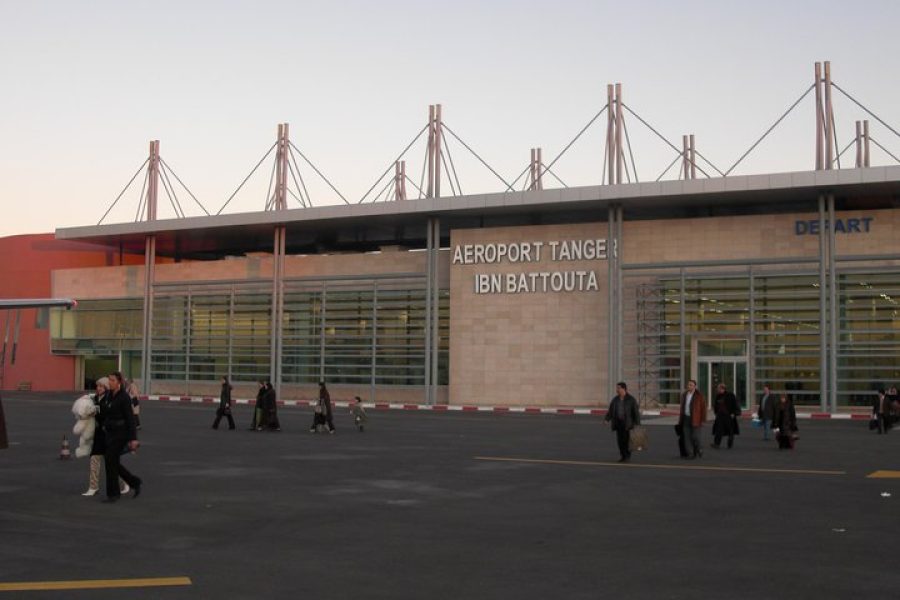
82, 485, 129, 496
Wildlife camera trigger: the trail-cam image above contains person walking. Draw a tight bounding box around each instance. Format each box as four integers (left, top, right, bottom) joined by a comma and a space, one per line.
757, 384, 775, 441
212, 376, 235, 430
262, 381, 281, 431
711, 383, 740, 449
99, 371, 142, 502
350, 396, 367, 432
82, 377, 128, 497
250, 380, 266, 430
310, 381, 335, 434
605, 382, 641, 462
678, 380, 706, 459
127, 378, 142, 430
873, 389, 892, 434
773, 394, 798, 449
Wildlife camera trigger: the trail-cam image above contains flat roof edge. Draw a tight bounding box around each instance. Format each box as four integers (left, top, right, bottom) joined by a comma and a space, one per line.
56, 166, 900, 241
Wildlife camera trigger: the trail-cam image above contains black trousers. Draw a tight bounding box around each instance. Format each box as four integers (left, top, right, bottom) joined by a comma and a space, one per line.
103, 431, 141, 498
213, 408, 235, 429
614, 426, 630, 459
713, 418, 735, 448
876, 414, 891, 434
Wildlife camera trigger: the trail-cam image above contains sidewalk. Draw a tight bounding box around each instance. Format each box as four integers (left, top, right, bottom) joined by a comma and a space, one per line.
140, 394, 873, 420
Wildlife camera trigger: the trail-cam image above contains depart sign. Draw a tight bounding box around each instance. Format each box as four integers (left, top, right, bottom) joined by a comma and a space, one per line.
795, 217, 873, 235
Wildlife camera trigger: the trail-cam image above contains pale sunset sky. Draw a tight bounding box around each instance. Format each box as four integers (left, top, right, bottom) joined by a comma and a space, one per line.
1, 0, 898, 235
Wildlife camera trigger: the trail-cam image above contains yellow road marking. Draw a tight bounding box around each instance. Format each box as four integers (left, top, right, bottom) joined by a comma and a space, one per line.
0, 576, 192, 592
474, 456, 846, 476
867, 470, 900, 479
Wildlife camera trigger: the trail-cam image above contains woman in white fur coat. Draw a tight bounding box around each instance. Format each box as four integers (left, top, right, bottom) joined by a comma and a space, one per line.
72, 377, 128, 496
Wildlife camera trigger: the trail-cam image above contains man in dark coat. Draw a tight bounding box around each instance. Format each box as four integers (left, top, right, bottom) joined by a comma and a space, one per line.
100, 371, 142, 502
757, 384, 775, 441
873, 389, 892, 434
213, 376, 235, 430
605, 382, 640, 462
712, 383, 740, 449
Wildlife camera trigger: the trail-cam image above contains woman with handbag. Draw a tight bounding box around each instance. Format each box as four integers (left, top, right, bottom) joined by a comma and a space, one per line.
309, 381, 335, 434
212, 376, 235, 430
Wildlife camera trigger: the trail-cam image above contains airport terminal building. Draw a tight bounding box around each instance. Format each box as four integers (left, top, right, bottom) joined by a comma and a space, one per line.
49, 166, 900, 412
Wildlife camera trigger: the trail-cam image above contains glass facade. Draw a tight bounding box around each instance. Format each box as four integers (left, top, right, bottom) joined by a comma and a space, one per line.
143, 276, 449, 385
48, 262, 898, 407
838, 271, 900, 404
50, 298, 143, 355
623, 267, 900, 407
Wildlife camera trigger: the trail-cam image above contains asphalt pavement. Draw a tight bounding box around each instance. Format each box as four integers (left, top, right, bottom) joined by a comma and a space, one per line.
0, 392, 898, 599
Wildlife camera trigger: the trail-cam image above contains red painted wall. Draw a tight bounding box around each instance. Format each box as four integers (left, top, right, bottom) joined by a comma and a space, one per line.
0, 233, 138, 391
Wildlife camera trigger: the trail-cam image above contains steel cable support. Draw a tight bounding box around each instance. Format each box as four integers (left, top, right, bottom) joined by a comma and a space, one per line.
99, 158, 149, 225
217, 142, 277, 215
358, 124, 429, 204
287, 147, 313, 208
508, 164, 531, 191
439, 146, 458, 196
832, 138, 856, 166
160, 158, 210, 216
288, 146, 312, 207
869, 137, 900, 165
440, 124, 514, 191
263, 158, 277, 211
381, 179, 396, 203
442, 134, 463, 195
288, 141, 348, 204
622, 118, 639, 182
621, 103, 714, 179
418, 143, 429, 200
538, 104, 608, 188
286, 187, 306, 207
404, 174, 426, 198
158, 163, 184, 218
655, 152, 684, 182
723, 84, 815, 176
158, 161, 186, 218
368, 175, 395, 204
286, 159, 309, 207
542, 164, 568, 187
160, 162, 187, 218
832, 82, 900, 142
831, 110, 841, 169
133, 168, 150, 223
694, 150, 725, 177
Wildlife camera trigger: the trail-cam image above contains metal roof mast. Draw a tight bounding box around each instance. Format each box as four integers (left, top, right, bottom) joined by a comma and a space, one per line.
95, 60, 900, 224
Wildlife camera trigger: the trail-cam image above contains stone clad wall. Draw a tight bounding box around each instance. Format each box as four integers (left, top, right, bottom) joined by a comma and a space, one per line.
449, 223, 610, 407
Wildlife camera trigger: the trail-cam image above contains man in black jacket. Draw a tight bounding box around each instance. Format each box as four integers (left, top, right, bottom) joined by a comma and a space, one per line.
605, 382, 641, 462
712, 383, 740, 449
100, 371, 142, 502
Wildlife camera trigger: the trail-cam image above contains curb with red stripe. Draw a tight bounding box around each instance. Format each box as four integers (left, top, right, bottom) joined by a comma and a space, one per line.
138, 395, 871, 420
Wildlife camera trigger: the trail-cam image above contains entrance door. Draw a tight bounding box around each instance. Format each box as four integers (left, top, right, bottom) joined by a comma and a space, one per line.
695, 340, 749, 411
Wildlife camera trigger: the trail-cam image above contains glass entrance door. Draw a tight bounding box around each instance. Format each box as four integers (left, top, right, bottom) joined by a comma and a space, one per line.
698, 360, 748, 411
696, 339, 749, 411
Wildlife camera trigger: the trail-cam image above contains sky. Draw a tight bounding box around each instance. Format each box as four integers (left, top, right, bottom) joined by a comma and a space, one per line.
1, 0, 899, 236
